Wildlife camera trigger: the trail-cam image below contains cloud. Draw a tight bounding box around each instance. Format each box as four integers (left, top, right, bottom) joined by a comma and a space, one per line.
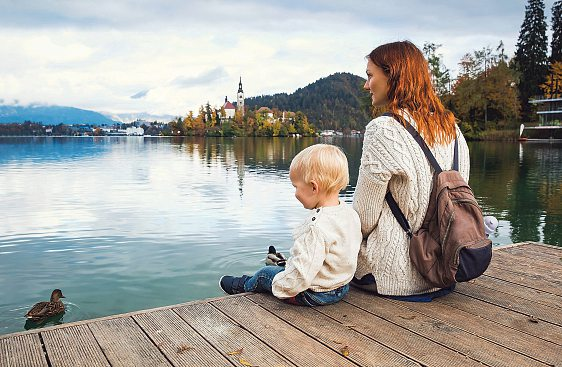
130, 90, 150, 99
0, 0, 558, 115
171, 67, 229, 88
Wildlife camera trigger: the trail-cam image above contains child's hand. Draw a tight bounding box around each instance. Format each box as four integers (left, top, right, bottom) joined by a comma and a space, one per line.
265, 245, 287, 267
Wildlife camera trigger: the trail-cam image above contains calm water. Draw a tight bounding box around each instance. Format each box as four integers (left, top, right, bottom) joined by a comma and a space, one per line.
0, 136, 560, 335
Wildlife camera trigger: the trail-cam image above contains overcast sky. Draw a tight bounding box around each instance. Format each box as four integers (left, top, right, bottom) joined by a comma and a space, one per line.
0, 0, 558, 117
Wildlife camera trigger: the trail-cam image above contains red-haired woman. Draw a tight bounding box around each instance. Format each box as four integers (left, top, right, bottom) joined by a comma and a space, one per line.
352, 41, 470, 300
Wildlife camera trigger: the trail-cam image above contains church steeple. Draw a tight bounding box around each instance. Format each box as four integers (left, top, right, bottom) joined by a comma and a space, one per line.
238, 76, 244, 93
237, 76, 245, 115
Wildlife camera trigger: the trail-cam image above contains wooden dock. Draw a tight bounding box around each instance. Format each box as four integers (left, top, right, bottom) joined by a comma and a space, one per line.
1, 242, 561, 367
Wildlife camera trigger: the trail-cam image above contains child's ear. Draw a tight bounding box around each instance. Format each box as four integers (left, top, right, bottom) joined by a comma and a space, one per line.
310, 180, 319, 193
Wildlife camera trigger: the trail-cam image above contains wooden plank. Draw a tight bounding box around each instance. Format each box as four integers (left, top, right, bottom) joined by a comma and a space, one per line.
455, 282, 562, 326
133, 309, 233, 367
247, 293, 422, 367
483, 263, 562, 296
437, 292, 562, 345
88, 316, 172, 367
317, 295, 484, 367
342, 290, 546, 367
526, 243, 562, 255
389, 295, 562, 366
174, 300, 296, 367
492, 251, 562, 281
474, 275, 562, 310
211, 295, 358, 367
0, 333, 48, 367
41, 324, 109, 367
501, 244, 562, 264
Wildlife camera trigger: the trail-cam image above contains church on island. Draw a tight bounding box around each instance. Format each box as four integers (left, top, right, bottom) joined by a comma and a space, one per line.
222, 77, 245, 119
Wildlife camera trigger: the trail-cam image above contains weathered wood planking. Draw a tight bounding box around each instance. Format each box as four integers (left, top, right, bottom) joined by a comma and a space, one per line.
455, 282, 562, 326
385, 294, 562, 366
0, 242, 561, 367
88, 317, 172, 367
133, 309, 233, 367
246, 292, 422, 367
342, 291, 546, 367
212, 296, 359, 367
472, 275, 562, 310
437, 292, 562, 346
41, 324, 109, 367
174, 301, 296, 367
0, 334, 48, 367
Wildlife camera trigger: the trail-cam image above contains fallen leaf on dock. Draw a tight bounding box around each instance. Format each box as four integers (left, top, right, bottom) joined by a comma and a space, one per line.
176, 344, 194, 353
238, 357, 256, 366
227, 348, 244, 355
340, 345, 350, 357
398, 315, 416, 320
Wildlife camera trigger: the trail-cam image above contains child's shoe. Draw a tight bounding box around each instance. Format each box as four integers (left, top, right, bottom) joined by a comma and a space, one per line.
219, 275, 250, 295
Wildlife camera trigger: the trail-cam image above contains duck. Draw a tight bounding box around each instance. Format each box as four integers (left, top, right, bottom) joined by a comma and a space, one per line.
265, 245, 287, 267
25, 289, 65, 322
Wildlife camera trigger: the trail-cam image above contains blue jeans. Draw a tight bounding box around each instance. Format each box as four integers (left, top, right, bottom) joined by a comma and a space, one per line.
244, 265, 349, 306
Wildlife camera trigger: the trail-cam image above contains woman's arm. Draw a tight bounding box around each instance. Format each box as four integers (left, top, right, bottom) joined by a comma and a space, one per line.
352, 120, 392, 238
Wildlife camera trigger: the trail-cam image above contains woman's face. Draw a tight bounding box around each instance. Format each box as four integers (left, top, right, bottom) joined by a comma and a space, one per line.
364, 59, 390, 107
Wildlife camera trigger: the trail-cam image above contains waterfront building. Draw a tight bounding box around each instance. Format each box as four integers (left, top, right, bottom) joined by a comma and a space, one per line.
529, 96, 562, 125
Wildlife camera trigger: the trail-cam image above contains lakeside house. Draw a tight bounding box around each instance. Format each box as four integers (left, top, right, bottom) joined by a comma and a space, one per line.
529, 95, 562, 125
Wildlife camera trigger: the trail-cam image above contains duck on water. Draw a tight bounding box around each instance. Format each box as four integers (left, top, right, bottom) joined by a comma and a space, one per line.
25, 289, 66, 322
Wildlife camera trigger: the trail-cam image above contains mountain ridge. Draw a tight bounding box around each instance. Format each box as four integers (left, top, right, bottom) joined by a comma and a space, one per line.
245, 72, 371, 130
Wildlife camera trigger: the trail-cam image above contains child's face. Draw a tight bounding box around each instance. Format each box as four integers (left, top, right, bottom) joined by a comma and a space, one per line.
289, 169, 318, 210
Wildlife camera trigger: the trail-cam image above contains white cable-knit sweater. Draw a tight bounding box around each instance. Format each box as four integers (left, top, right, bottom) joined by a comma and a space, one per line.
352, 114, 470, 296
272, 202, 362, 298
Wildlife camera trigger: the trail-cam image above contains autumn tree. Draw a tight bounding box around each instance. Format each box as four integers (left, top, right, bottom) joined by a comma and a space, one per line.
452, 44, 519, 132
541, 61, 562, 97
513, 0, 549, 121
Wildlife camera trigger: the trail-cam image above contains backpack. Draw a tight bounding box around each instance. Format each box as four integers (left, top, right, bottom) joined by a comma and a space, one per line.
383, 113, 492, 289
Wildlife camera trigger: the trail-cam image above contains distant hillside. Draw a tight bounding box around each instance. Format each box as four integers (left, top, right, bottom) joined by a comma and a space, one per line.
245, 72, 372, 130
0, 105, 117, 125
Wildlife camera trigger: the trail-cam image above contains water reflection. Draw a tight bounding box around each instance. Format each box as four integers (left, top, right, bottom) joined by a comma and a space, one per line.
0, 137, 560, 335
468, 141, 562, 246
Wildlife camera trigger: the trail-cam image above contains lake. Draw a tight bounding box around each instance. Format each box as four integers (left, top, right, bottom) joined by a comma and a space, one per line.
0, 136, 560, 335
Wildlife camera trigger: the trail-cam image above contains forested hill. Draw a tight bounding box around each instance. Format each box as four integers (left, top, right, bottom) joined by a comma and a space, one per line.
245, 72, 372, 130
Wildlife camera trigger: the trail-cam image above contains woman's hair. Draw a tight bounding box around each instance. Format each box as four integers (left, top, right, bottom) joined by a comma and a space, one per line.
367, 40, 456, 147
290, 144, 349, 194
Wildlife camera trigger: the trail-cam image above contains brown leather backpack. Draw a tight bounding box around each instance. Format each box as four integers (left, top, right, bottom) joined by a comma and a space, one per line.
384, 113, 492, 288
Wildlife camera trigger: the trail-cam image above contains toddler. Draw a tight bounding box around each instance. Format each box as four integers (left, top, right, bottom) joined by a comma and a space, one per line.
219, 144, 362, 306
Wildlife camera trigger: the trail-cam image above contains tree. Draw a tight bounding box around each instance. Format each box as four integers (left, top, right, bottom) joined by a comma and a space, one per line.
551, 1, 562, 63
540, 61, 562, 97
513, 0, 549, 121
423, 42, 451, 97
452, 44, 519, 132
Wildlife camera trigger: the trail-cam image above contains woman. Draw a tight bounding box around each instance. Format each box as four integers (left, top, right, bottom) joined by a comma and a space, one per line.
352, 41, 470, 299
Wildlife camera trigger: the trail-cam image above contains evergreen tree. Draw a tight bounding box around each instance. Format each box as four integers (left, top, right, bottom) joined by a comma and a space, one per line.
552, 1, 562, 63
514, 0, 549, 121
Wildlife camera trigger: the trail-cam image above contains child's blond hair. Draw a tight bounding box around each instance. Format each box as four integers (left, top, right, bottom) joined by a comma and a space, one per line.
290, 144, 349, 194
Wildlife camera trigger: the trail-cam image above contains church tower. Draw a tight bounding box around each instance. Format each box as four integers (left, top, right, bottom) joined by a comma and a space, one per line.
237, 76, 244, 115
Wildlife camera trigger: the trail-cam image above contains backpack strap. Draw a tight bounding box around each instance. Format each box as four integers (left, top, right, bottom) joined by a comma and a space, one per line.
453, 137, 459, 171
380, 112, 458, 237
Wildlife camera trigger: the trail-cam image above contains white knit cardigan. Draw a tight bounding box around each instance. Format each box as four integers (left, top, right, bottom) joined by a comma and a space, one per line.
352, 114, 470, 295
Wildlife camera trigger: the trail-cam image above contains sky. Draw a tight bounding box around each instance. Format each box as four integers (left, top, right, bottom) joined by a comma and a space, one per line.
0, 0, 558, 118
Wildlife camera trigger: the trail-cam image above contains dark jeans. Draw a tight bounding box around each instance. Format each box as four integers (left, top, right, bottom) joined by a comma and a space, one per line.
244, 265, 349, 306
351, 273, 455, 302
